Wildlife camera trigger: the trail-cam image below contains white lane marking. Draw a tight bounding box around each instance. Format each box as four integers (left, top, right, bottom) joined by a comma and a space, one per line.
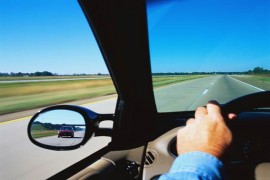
229, 77, 265, 91
202, 89, 209, 95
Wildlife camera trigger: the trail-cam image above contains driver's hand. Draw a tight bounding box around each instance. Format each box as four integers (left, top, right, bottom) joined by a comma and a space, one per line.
177, 101, 236, 159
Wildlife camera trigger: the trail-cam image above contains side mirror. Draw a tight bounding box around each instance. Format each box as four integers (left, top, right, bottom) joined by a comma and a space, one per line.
28, 105, 113, 150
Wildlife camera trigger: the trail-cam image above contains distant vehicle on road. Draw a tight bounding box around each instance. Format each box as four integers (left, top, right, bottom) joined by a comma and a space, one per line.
58, 126, 74, 138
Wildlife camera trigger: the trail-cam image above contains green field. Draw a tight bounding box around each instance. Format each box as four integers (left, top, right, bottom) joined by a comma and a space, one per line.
232, 75, 270, 90
0, 78, 116, 115
31, 124, 58, 138
0, 75, 108, 81
31, 130, 58, 139
0, 75, 207, 115
31, 124, 49, 130
152, 75, 208, 87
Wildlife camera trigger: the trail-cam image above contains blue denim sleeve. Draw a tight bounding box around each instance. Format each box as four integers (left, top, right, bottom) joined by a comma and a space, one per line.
159, 152, 225, 180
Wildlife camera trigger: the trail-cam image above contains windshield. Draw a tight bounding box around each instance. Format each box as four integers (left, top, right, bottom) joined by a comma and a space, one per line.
60, 127, 73, 131
147, 0, 270, 112
0, 1, 115, 179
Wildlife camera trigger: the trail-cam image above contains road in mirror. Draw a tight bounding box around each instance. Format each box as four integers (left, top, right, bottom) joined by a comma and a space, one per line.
30, 109, 86, 147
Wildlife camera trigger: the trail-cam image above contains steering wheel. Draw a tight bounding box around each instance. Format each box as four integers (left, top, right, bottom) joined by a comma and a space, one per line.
222, 91, 270, 115
221, 91, 270, 180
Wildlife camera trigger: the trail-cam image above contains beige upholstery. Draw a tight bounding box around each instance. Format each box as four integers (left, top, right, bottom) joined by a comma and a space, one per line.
255, 163, 270, 180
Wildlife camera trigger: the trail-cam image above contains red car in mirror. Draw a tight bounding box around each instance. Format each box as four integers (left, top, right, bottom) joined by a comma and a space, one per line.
58, 126, 74, 138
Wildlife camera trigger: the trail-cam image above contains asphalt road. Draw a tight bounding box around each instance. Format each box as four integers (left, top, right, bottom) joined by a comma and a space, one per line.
0, 98, 116, 180
36, 131, 85, 147
155, 75, 263, 112
0, 75, 264, 180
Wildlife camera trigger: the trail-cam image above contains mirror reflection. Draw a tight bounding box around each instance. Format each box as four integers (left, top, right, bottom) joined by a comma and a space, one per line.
30, 109, 86, 147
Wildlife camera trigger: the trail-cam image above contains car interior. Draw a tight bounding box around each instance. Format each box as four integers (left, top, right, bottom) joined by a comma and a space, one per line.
26, 0, 270, 180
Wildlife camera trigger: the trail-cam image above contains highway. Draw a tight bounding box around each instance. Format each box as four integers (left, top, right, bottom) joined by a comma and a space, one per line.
0, 75, 263, 179
36, 131, 85, 147
155, 75, 263, 112
0, 98, 116, 180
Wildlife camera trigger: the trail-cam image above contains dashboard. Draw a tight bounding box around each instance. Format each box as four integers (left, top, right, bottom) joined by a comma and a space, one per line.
66, 92, 270, 180
143, 111, 270, 180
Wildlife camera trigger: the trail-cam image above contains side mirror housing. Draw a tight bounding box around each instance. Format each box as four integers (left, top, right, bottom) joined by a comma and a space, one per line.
28, 105, 113, 151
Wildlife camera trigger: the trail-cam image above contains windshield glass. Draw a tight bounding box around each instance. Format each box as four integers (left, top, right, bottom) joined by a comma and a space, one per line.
0, 1, 115, 179
147, 0, 270, 112
60, 127, 73, 131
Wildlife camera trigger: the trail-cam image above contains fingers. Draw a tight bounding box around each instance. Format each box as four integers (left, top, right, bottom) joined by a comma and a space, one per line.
206, 100, 222, 115
186, 118, 195, 126
195, 107, 207, 119
194, 100, 236, 123
208, 100, 220, 106
228, 113, 237, 120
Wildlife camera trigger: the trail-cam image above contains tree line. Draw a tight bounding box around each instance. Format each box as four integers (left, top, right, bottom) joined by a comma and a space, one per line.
0, 67, 269, 77
33, 121, 83, 131
152, 67, 270, 76
246, 67, 270, 74
0, 71, 56, 77
0, 71, 109, 77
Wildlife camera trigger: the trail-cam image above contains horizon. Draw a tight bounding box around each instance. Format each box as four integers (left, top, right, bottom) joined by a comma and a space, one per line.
0, 66, 269, 76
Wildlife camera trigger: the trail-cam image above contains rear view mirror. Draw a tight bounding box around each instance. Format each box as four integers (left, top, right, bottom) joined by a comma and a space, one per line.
28, 105, 102, 150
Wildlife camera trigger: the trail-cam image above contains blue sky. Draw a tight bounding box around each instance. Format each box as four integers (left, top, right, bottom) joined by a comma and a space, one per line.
147, 0, 270, 72
0, 0, 107, 74
0, 0, 269, 74
37, 109, 85, 126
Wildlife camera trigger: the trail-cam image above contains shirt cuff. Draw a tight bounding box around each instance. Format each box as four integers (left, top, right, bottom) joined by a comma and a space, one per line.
161, 151, 224, 180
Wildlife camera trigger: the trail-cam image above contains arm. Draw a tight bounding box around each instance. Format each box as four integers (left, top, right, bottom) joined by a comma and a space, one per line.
159, 101, 235, 180
159, 152, 224, 179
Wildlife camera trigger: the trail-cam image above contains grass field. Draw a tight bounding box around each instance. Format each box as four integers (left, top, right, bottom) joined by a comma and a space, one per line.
0, 75, 108, 81
0, 75, 207, 115
31, 130, 58, 139
31, 124, 58, 138
232, 75, 270, 90
152, 75, 208, 87
31, 124, 49, 130
0, 78, 116, 115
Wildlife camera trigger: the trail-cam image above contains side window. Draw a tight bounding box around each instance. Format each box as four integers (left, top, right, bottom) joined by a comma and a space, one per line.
0, 1, 116, 179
